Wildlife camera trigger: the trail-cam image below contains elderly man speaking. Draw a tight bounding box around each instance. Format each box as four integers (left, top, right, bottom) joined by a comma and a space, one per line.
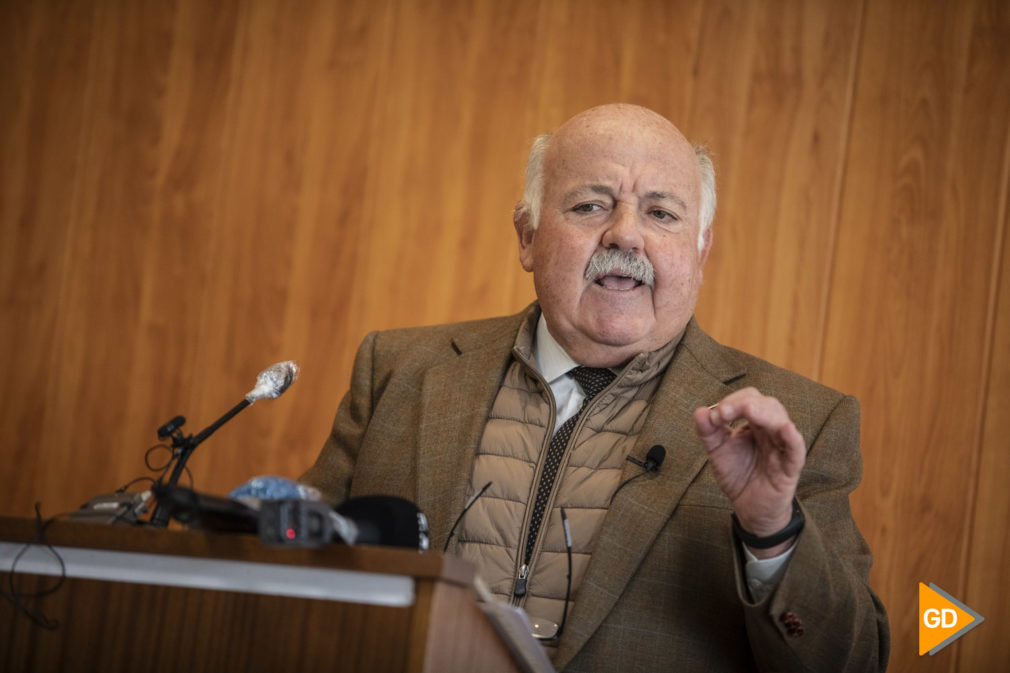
301, 104, 889, 672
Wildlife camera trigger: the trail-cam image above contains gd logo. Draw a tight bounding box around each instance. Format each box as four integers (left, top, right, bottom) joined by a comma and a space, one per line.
918, 583, 984, 656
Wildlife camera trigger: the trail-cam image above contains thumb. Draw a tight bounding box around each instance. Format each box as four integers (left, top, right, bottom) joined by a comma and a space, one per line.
693, 406, 728, 451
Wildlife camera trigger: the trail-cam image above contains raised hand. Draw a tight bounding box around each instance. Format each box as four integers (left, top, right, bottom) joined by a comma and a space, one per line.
693, 387, 806, 557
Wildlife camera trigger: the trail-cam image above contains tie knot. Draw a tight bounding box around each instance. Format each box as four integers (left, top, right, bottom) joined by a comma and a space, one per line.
571, 366, 616, 401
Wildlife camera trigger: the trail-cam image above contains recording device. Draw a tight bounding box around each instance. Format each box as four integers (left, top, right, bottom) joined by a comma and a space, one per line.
153, 480, 430, 551
69, 490, 151, 525
610, 444, 667, 504
259, 496, 430, 550
258, 499, 339, 547
151, 483, 260, 532
149, 361, 299, 527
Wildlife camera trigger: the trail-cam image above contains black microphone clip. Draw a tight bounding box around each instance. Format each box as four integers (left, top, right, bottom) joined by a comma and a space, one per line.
157, 415, 186, 440
626, 444, 666, 472
611, 445, 666, 505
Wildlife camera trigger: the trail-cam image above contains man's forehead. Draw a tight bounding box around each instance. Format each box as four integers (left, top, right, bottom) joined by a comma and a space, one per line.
547, 129, 696, 185
552, 105, 692, 154
549, 144, 698, 197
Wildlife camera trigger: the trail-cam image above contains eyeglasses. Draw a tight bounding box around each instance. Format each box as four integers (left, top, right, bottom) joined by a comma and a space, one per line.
445, 487, 574, 643
528, 507, 573, 642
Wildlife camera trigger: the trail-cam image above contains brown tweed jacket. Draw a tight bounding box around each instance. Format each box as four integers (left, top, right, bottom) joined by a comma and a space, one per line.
301, 307, 889, 672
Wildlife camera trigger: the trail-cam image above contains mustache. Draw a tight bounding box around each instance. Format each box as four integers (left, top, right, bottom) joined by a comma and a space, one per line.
584, 248, 655, 288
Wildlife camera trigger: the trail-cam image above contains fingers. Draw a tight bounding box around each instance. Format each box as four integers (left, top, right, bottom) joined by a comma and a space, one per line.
716, 387, 784, 428
693, 406, 731, 450
697, 388, 806, 459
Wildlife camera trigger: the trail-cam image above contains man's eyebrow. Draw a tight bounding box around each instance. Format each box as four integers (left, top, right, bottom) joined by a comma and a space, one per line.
564, 185, 688, 210
645, 191, 688, 210
562, 184, 615, 200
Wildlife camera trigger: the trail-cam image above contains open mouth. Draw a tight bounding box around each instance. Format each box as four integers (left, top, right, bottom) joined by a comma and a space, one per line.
594, 273, 645, 291
584, 249, 655, 289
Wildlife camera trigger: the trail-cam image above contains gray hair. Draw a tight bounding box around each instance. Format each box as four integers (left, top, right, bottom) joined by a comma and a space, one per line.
517, 134, 717, 253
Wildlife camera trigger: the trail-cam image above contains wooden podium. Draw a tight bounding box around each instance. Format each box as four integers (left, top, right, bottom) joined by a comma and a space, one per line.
0, 516, 528, 673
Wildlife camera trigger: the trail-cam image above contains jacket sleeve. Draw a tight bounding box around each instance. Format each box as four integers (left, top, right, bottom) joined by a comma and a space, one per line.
299, 331, 379, 505
736, 394, 890, 672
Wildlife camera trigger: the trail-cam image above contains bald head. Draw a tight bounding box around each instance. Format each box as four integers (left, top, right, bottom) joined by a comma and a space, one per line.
518, 104, 716, 252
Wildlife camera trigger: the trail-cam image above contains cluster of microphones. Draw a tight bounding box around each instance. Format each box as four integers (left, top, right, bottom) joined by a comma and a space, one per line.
132, 361, 429, 550
75, 360, 665, 555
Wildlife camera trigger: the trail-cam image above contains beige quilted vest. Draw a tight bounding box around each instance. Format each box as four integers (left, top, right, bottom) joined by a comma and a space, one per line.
454, 312, 678, 640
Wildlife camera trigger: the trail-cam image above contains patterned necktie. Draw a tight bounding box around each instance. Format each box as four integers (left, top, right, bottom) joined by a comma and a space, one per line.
521, 366, 617, 581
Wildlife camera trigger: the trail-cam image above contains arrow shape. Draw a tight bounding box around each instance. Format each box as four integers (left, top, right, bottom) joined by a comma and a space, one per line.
919, 582, 985, 655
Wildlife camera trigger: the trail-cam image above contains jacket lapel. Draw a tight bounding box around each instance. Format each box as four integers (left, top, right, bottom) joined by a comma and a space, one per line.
414, 314, 525, 547
554, 320, 745, 669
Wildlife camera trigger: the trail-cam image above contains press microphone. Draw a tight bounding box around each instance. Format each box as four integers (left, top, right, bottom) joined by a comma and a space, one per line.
245, 361, 299, 403
150, 361, 299, 527
336, 495, 430, 550
610, 444, 666, 505
158, 476, 431, 550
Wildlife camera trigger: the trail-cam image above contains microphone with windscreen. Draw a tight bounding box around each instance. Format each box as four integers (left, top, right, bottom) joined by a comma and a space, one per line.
245, 361, 299, 403
149, 361, 299, 527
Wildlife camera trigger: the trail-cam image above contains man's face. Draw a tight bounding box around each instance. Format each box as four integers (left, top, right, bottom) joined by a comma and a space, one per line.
516, 107, 712, 367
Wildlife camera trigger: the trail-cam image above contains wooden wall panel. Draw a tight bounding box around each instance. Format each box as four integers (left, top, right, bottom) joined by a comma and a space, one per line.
958, 5, 1010, 662
821, 0, 1010, 668
961, 177, 1010, 672
957, 3, 1010, 668
1, 1, 109, 510
688, 0, 864, 379
2, 0, 1009, 670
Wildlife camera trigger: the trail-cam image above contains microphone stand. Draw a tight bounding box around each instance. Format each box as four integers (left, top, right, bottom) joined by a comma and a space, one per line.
149, 398, 251, 527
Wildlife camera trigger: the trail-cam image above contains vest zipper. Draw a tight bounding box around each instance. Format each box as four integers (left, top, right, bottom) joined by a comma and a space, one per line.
513, 563, 529, 597
512, 386, 603, 603
510, 364, 555, 606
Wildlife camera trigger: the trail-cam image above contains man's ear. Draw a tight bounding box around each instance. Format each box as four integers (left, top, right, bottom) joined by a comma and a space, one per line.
698, 225, 714, 267
514, 203, 536, 272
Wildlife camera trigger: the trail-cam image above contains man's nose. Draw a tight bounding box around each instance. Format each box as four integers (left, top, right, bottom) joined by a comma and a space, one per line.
601, 204, 645, 251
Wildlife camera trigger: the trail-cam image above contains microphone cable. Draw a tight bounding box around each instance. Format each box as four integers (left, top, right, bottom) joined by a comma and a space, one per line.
1, 503, 71, 630
443, 481, 492, 553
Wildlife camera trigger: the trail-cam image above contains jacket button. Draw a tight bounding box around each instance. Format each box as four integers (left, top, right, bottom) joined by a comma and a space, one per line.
779, 611, 804, 636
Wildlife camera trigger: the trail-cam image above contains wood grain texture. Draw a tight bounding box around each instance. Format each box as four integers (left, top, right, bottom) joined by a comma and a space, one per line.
688, 0, 864, 380
1, 518, 513, 673
959, 2, 1010, 657
4, 575, 412, 673
821, 0, 1010, 668
2, 0, 1009, 670
959, 168, 1010, 671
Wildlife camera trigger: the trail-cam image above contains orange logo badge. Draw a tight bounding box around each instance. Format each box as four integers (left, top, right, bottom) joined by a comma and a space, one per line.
918, 582, 984, 655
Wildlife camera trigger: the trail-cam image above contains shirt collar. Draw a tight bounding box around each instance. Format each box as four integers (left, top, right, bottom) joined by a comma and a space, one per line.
533, 314, 580, 384
524, 306, 685, 386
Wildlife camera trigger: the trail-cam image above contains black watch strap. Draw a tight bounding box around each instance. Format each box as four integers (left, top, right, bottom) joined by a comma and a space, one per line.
732, 499, 805, 549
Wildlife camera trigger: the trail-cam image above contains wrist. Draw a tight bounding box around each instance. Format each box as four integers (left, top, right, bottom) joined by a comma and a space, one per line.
732, 499, 804, 552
